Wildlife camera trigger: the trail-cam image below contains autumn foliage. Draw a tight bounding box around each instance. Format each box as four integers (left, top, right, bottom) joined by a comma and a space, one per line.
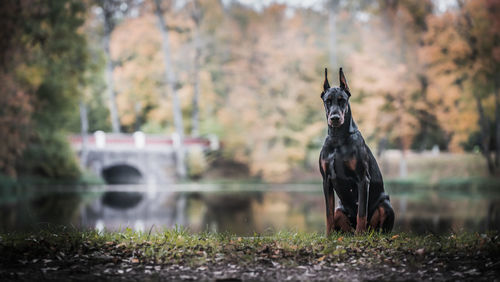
1, 0, 500, 180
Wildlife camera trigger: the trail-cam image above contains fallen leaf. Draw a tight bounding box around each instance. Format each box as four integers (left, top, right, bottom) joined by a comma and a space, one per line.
116, 243, 126, 248
391, 235, 400, 240
337, 237, 343, 242
131, 258, 139, 263
317, 255, 326, 262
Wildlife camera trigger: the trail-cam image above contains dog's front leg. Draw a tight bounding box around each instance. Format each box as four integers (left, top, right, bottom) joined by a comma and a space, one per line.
321, 154, 336, 236
355, 159, 370, 234
323, 176, 336, 236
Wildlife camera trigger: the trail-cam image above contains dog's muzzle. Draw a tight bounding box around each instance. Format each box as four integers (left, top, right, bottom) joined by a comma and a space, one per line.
329, 114, 342, 127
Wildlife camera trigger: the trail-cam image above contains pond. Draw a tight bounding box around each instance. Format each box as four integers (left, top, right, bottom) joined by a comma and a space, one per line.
1, 183, 499, 235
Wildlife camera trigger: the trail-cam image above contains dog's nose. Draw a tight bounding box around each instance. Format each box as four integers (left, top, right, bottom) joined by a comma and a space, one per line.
331, 115, 340, 122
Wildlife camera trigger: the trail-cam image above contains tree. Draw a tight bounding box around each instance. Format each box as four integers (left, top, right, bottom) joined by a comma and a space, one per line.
0, 1, 33, 177
0, 74, 33, 178
350, 0, 433, 176
422, 0, 500, 174
94, 0, 132, 133
327, 0, 340, 69
154, 0, 187, 178
190, 0, 204, 137
0, 0, 89, 180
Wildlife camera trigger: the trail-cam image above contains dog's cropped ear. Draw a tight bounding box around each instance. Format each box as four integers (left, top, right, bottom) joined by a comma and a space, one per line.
323, 68, 330, 95
339, 67, 351, 97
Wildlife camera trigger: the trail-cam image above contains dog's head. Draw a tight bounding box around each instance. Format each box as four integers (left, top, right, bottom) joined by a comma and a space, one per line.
321, 67, 351, 128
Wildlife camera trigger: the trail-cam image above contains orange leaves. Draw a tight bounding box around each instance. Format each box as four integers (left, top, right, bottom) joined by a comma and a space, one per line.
83, 0, 500, 179
421, 0, 500, 151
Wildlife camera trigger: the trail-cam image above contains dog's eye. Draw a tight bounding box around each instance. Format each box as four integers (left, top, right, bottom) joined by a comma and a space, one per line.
338, 98, 345, 105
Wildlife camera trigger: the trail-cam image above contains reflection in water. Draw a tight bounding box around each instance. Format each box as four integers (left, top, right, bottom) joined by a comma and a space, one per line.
101, 192, 143, 210
201, 193, 259, 234
95, 219, 104, 233
134, 220, 145, 233
0, 185, 499, 235
487, 202, 500, 230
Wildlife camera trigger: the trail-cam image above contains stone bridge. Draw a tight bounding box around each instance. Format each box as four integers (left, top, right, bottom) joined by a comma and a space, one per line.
70, 132, 218, 184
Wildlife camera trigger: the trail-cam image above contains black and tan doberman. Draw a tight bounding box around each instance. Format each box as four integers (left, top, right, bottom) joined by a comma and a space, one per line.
319, 67, 394, 235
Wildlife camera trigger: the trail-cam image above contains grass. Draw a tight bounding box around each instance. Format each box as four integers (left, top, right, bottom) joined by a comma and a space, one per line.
1, 228, 498, 280
1, 227, 498, 266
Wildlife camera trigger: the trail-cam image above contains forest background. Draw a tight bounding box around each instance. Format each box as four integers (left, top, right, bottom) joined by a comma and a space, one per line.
1, 0, 499, 183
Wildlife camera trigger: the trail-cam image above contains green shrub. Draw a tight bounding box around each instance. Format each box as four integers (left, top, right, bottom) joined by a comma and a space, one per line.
17, 131, 81, 181
187, 146, 208, 179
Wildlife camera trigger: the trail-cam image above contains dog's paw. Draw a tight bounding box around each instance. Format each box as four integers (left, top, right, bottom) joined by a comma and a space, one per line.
355, 227, 367, 235
355, 216, 368, 234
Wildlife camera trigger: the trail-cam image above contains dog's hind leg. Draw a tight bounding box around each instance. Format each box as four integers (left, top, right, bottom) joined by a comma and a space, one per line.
334, 208, 354, 233
369, 201, 395, 233
380, 201, 395, 233
369, 207, 381, 230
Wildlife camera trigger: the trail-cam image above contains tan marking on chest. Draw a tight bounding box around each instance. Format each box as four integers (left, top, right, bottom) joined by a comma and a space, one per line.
320, 158, 328, 173
345, 157, 357, 171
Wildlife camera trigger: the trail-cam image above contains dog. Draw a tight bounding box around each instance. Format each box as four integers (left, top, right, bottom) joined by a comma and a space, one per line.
319, 67, 394, 235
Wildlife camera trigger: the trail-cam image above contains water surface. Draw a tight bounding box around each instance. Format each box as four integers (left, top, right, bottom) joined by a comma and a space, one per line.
1, 183, 499, 235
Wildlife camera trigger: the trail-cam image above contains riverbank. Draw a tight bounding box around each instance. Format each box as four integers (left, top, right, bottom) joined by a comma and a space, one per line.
1, 229, 498, 281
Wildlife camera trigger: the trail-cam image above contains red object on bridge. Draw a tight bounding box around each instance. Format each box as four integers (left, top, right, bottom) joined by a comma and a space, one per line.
69, 134, 212, 148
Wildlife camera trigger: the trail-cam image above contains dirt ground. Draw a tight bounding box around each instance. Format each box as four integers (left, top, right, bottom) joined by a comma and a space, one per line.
1, 231, 498, 281
1, 255, 498, 281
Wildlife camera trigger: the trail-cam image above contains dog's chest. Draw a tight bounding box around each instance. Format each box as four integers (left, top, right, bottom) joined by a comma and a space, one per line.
331, 144, 358, 172
326, 145, 360, 192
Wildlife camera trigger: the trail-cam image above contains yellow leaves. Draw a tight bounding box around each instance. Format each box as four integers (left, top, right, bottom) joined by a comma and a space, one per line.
111, 15, 160, 61
15, 64, 44, 90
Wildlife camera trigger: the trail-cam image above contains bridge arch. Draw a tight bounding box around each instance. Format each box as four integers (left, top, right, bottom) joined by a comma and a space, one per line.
72, 133, 217, 184
85, 149, 177, 184
101, 164, 144, 184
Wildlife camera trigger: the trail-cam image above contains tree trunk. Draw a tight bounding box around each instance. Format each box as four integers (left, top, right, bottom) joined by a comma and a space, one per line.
475, 94, 495, 174
79, 101, 89, 167
399, 150, 408, 178
396, 92, 409, 178
191, 0, 202, 137
103, 22, 120, 133
495, 76, 500, 168
327, 0, 338, 68
154, 0, 186, 179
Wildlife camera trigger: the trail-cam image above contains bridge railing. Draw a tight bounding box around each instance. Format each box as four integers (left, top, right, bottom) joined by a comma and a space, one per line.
69, 131, 219, 151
